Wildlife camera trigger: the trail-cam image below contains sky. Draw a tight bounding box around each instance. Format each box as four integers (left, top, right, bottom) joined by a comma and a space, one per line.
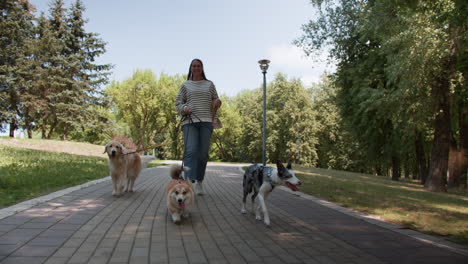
29, 0, 335, 97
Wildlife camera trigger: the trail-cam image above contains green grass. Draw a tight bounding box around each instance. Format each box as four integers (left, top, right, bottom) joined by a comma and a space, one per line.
0, 145, 108, 208
0, 137, 106, 158
147, 160, 167, 168
293, 166, 468, 244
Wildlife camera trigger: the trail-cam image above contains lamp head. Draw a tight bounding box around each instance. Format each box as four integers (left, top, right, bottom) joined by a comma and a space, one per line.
258, 59, 270, 73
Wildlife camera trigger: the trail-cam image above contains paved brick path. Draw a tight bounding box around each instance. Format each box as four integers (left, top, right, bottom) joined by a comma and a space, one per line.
0, 164, 467, 264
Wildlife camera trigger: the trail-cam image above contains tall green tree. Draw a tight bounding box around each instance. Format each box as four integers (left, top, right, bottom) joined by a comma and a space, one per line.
27, 0, 111, 140
311, 75, 365, 171
26, 12, 63, 139
267, 73, 318, 166
0, 0, 35, 137
106, 70, 184, 151
234, 89, 263, 163
232, 74, 319, 165
296, 0, 404, 178
154, 73, 185, 160
55, 0, 112, 140
209, 95, 243, 162
369, 0, 468, 190
296, 0, 467, 190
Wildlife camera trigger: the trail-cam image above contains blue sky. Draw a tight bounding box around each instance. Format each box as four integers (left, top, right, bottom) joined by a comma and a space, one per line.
29, 0, 335, 97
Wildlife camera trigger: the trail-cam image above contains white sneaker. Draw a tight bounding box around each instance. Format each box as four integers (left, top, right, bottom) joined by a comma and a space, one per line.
197, 181, 204, 195
193, 182, 200, 195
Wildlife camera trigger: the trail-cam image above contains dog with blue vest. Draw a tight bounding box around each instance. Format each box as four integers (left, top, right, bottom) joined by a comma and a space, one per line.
241, 160, 302, 226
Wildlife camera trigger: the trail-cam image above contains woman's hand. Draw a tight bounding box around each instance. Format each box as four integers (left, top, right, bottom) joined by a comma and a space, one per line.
183, 105, 192, 115
211, 98, 221, 112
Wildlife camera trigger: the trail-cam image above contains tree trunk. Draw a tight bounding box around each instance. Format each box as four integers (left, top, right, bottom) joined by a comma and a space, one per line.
9, 120, 16, 137
425, 76, 454, 192
415, 131, 427, 183
448, 138, 462, 188
62, 124, 68, 141
391, 154, 400, 181
41, 123, 46, 139
424, 24, 462, 192
404, 158, 410, 179
41, 112, 49, 139
460, 107, 468, 188
425, 74, 451, 192
375, 166, 382, 176
23, 109, 34, 139
47, 117, 58, 139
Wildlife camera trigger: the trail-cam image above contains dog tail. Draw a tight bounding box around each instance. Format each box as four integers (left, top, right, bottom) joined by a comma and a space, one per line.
170, 164, 189, 179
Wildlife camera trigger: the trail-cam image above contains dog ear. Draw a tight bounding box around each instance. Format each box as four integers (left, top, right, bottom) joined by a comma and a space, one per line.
119, 143, 126, 154
103, 144, 109, 154
276, 160, 285, 173
287, 160, 292, 170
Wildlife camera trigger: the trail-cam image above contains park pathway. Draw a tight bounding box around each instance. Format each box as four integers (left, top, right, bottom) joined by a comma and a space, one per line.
0, 164, 467, 264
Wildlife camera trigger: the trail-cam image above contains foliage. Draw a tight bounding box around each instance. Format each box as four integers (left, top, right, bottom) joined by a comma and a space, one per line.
105, 70, 185, 156
1, 0, 112, 141
210, 95, 244, 161
296, 0, 468, 189
267, 73, 318, 166
233, 89, 263, 163
0, 0, 35, 136
231, 74, 319, 165
312, 75, 366, 171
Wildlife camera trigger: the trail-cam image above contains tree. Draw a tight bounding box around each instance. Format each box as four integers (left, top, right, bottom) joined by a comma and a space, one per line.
267, 73, 318, 166
209, 95, 244, 162
0, 0, 35, 137
153, 73, 185, 160
106, 70, 185, 151
234, 89, 263, 163
311, 75, 365, 171
296, 0, 468, 190
296, 0, 405, 178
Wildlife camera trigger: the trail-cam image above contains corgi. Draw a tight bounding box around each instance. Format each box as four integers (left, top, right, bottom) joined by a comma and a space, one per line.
166, 165, 194, 224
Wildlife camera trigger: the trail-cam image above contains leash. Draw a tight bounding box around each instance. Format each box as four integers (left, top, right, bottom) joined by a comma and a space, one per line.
124, 142, 167, 155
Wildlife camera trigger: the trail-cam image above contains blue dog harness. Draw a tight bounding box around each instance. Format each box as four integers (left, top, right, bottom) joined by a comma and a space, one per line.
253, 164, 276, 189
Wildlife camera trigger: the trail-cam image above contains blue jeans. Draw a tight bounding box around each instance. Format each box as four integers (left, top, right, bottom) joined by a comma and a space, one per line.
182, 122, 213, 181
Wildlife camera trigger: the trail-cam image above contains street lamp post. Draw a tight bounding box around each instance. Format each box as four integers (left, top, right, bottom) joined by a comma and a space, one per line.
258, 59, 270, 166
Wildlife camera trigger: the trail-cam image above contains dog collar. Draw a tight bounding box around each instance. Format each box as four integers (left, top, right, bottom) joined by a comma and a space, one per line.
259, 166, 277, 188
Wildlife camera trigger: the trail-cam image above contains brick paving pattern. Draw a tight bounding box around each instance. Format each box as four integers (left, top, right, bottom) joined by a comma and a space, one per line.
0, 164, 467, 263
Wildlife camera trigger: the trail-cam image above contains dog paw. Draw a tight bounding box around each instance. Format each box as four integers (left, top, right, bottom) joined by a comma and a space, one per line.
264, 219, 270, 226
255, 215, 262, 221
241, 208, 247, 214
171, 214, 181, 223
129, 190, 134, 193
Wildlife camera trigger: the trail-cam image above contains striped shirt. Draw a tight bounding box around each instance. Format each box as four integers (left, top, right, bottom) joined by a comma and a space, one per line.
175, 80, 220, 125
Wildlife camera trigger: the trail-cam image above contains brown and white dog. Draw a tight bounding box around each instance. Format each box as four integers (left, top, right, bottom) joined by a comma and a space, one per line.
166, 165, 194, 224
104, 136, 142, 197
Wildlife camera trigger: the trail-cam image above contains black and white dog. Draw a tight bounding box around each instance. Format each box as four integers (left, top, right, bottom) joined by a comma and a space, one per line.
241, 160, 301, 226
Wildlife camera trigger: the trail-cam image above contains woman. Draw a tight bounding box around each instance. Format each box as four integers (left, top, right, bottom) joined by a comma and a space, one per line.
175, 58, 221, 195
